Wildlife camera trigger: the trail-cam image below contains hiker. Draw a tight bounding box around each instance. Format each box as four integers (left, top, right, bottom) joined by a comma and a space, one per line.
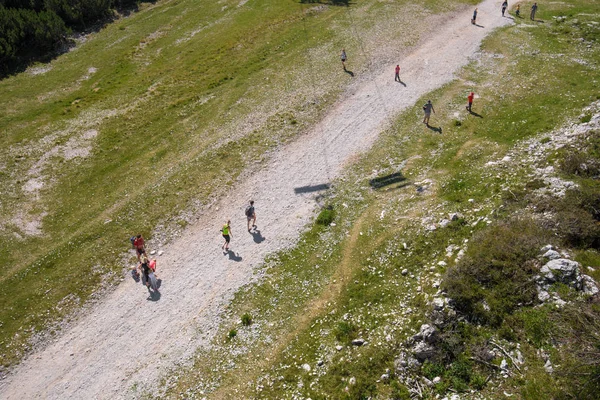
341, 49, 347, 70
515, 4, 520, 17
245, 200, 256, 231
133, 234, 146, 261
423, 100, 435, 126
530, 2, 537, 20
471, 8, 478, 25
139, 255, 151, 289
395, 64, 401, 82
221, 220, 232, 252
502, 1, 508, 17
466, 92, 475, 112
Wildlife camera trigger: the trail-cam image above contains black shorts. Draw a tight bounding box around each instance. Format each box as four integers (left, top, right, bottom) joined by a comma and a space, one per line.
223, 235, 230, 243
136, 247, 145, 255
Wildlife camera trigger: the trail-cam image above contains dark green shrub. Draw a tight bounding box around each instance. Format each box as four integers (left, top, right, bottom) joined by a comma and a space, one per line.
316, 207, 335, 226
227, 329, 237, 340
241, 313, 252, 326
334, 320, 358, 344
443, 218, 547, 326
390, 380, 411, 400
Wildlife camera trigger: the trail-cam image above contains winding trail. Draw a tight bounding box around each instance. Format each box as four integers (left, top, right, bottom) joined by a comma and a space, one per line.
0, 1, 510, 398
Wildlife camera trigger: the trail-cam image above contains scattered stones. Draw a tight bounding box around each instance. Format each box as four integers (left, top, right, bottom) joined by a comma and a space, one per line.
317, 360, 324, 366
433, 376, 441, 384
401, 269, 408, 276
158, 250, 164, 256
351, 339, 365, 346
380, 373, 390, 382
335, 345, 343, 351
541, 244, 554, 253
302, 363, 311, 372
150, 250, 157, 255
348, 377, 356, 385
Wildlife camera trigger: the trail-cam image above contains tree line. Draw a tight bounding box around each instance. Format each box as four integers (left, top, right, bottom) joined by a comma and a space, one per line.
0, 0, 144, 76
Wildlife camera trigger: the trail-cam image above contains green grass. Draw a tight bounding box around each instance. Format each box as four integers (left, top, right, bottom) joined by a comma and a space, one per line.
0, 0, 484, 370
0, 0, 443, 368
161, 1, 600, 398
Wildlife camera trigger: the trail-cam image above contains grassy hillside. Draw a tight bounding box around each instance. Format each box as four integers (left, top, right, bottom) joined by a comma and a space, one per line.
0, 0, 478, 371
164, 1, 600, 398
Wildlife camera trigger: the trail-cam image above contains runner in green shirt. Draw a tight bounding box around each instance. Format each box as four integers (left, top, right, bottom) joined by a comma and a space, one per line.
221, 220, 232, 252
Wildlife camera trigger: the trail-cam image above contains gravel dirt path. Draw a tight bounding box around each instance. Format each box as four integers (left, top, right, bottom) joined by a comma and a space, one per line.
0, 1, 510, 398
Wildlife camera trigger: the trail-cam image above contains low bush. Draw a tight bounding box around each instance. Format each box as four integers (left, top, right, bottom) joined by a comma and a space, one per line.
241, 313, 252, 326
333, 320, 358, 344
316, 206, 335, 226
443, 218, 547, 326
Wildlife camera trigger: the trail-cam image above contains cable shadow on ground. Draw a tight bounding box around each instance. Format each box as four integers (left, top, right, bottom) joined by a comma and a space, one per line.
369, 172, 407, 190
294, 183, 331, 194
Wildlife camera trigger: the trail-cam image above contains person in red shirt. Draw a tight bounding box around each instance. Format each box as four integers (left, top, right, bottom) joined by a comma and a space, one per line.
133, 234, 146, 260
395, 65, 401, 82
466, 92, 475, 112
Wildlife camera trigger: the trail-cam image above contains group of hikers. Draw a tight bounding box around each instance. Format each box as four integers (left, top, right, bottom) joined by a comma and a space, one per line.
131, 234, 159, 291
220, 200, 257, 252
472, 1, 538, 25
130, 1, 541, 293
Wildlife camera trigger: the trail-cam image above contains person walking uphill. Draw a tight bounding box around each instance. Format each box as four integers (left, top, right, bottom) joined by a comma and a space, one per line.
423, 100, 435, 126
530, 2, 537, 20
341, 49, 347, 70
245, 200, 256, 231
395, 64, 401, 82
466, 92, 474, 112
502, 1, 508, 17
133, 234, 146, 261
221, 220, 232, 252
471, 8, 478, 25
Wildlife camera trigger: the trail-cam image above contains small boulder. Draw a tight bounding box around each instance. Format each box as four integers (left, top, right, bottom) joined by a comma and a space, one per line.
380, 373, 390, 382
302, 363, 311, 372
432, 298, 445, 311
433, 376, 442, 384
582, 275, 599, 296
351, 339, 365, 346
413, 324, 438, 343
537, 290, 551, 302
401, 269, 408, 276
542, 250, 560, 260
541, 244, 554, 253
413, 341, 436, 362
540, 259, 581, 285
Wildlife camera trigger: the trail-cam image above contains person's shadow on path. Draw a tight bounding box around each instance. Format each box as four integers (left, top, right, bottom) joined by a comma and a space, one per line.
344, 69, 355, 77
469, 110, 483, 118
250, 228, 265, 244
226, 249, 243, 262
427, 124, 443, 134
147, 289, 161, 302
396, 80, 407, 87
474, 23, 484, 28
